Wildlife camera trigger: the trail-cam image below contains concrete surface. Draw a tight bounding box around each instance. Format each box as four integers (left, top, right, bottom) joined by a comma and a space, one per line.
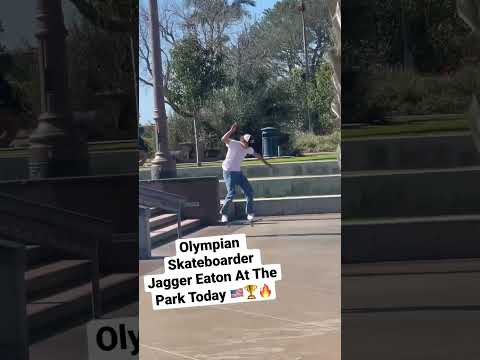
230, 195, 341, 217
342, 166, 480, 218
343, 214, 480, 262
140, 214, 341, 360
342, 259, 480, 359
29, 303, 138, 360
342, 132, 480, 171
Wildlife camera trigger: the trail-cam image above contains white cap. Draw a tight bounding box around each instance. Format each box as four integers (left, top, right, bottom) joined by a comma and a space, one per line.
243, 134, 252, 142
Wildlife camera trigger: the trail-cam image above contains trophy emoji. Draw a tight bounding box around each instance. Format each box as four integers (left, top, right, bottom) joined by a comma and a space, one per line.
244, 285, 257, 300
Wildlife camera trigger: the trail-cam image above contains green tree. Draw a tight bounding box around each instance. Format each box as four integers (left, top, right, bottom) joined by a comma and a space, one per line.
169, 36, 226, 112
250, 0, 331, 78
310, 63, 335, 133
139, 0, 255, 118
169, 35, 227, 164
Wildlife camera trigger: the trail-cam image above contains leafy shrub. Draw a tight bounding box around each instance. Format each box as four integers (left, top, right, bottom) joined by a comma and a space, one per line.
365, 66, 480, 116
291, 130, 340, 154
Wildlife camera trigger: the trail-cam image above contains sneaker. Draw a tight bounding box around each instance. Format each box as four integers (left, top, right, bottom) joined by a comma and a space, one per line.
247, 214, 255, 221
220, 215, 229, 223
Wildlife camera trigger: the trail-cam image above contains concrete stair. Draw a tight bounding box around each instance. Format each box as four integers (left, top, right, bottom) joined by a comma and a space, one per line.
28, 273, 137, 343
343, 214, 480, 263
218, 160, 341, 217
23, 244, 137, 344
343, 167, 480, 218
342, 130, 480, 263
140, 159, 339, 180
149, 211, 203, 248
228, 195, 341, 216
140, 159, 341, 219
26, 245, 60, 268
26, 259, 91, 300
343, 132, 480, 171
219, 174, 340, 199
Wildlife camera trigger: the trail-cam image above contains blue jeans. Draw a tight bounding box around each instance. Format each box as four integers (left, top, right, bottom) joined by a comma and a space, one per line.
220, 171, 254, 216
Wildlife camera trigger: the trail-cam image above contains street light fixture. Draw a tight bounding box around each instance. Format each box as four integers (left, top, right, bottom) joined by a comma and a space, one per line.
149, 0, 176, 179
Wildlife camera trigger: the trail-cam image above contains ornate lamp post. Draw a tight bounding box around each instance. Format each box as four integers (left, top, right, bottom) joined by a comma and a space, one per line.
29, 0, 87, 178
149, 0, 176, 179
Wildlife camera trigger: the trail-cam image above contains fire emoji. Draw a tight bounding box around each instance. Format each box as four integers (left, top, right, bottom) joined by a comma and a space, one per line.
260, 284, 271, 298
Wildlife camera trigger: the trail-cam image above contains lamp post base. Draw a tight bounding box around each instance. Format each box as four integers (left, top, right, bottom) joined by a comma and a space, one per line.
150, 152, 176, 179
28, 114, 89, 179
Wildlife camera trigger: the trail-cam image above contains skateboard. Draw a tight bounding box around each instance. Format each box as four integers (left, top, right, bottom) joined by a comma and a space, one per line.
219, 218, 259, 227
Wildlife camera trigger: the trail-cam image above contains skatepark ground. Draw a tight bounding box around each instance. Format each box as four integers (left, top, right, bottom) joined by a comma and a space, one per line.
139, 213, 341, 360
343, 258, 480, 359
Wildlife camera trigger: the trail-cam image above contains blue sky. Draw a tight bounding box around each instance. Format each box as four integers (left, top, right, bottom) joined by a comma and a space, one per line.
139, 0, 278, 124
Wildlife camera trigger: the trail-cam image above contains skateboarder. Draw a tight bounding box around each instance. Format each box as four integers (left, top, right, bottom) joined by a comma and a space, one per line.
219, 122, 273, 223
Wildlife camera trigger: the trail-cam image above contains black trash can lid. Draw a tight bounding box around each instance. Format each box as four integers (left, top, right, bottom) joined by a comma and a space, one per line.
261, 127, 278, 136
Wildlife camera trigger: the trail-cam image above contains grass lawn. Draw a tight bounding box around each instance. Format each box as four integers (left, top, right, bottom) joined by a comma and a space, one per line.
343, 118, 469, 139
140, 152, 337, 169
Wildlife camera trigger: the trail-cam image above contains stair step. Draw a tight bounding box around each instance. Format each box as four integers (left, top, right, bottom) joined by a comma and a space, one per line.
150, 218, 203, 246
26, 260, 91, 300
218, 174, 340, 198
228, 194, 341, 216
342, 132, 480, 171
28, 273, 138, 343
150, 213, 177, 229
343, 214, 480, 263
343, 166, 480, 219
108, 233, 138, 272
26, 245, 60, 269
140, 160, 339, 180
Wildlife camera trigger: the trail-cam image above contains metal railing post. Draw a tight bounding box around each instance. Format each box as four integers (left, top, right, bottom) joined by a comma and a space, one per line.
91, 240, 102, 318
177, 206, 182, 239
139, 206, 152, 259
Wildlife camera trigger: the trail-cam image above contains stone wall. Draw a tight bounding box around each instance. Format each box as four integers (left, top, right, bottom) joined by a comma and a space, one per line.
0, 140, 138, 181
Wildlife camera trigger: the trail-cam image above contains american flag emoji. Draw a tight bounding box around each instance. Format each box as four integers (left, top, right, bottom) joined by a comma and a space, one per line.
230, 288, 244, 298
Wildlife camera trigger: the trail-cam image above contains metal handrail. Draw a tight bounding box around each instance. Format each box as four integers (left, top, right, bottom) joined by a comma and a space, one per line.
0, 192, 112, 318
139, 185, 186, 239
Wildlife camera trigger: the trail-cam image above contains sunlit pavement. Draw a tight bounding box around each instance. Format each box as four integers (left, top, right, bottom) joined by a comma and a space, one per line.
140, 214, 341, 360
343, 259, 480, 359
29, 303, 138, 360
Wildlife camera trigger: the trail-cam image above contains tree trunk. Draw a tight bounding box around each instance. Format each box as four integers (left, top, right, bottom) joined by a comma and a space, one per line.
193, 116, 202, 166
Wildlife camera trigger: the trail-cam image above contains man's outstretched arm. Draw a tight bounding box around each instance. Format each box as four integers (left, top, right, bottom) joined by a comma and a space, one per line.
254, 153, 273, 168
221, 122, 239, 144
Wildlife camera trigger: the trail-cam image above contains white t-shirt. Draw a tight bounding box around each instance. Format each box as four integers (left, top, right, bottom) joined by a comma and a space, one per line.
222, 140, 255, 172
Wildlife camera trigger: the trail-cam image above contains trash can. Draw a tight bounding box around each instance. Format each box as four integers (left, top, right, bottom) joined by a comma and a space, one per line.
261, 127, 279, 157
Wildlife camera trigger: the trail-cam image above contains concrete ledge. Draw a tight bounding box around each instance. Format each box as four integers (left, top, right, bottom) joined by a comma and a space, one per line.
343, 215, 480, 263
342, 167, 480, 218
0, 147, 29, 180
140, 160, 339, 180
0, 140, 138, 181
229, 194, 341, 217
342, 133, 480, 171
219, 174, 340, 198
